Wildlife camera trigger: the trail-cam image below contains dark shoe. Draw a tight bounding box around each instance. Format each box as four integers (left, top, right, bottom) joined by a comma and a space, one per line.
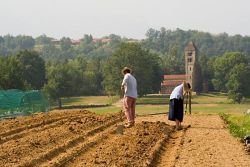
125, 123, 134, 128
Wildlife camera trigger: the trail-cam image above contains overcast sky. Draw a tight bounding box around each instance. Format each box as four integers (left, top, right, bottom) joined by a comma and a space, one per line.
0, 0, 249, 39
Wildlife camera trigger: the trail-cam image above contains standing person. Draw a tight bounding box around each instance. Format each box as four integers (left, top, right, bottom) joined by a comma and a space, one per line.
121, 67, 137, 128
168, 81, 191, 130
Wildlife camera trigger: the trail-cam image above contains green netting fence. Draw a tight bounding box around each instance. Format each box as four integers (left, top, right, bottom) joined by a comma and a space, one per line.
0, 90, 49, 117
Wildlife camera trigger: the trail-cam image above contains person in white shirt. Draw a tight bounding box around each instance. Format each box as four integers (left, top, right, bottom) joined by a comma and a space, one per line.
121, 67, 137, 128
168, 81, 191, 130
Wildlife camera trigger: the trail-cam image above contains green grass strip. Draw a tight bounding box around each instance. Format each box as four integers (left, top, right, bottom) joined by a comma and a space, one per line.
220, 112, 250, 138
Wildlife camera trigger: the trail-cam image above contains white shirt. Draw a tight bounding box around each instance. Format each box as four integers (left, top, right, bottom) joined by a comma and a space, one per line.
122, 73, 137, 98
170, 84, 183, 100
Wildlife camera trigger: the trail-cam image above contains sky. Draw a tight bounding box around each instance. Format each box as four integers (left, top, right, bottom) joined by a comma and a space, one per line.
0, 0, 250, 39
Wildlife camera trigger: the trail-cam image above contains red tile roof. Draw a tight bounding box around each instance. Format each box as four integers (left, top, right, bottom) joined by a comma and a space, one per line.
163, 74, 187, 80
93, 38, 111, 43
161, 80, 184, 86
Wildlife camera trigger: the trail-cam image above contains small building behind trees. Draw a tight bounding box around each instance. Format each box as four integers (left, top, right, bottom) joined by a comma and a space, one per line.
161, 75, 187, 94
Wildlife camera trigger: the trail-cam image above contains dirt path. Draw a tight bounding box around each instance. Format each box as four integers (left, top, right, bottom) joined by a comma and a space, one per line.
137, 114, 250, 167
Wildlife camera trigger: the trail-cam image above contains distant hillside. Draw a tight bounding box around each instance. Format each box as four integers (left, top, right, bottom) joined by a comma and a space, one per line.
142, 28, 250, 57
1, 28, 250, 61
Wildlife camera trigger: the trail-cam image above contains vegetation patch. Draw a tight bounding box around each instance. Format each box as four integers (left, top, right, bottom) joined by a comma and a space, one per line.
220, 113, 250, 138
137, 95, 169, 105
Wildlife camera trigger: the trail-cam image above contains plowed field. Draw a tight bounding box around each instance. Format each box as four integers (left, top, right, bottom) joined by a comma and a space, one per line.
0, 110, 174, 167
0, 110, 249, 167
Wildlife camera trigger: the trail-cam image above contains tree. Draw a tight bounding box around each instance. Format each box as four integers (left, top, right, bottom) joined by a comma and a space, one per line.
192, 60, 202, 93
160, 45, 184, 74
198, 54, 214, 92
143, 28, 250, 57
16, 50, 46, 89
103, 42, 161, 96
226, 63, 250, 103
212, 52, 247, 92
87, 57, 104, 95
16, 35, 35, 49
60, 37, 72, 51
0, 36, 4, 44
40, 43, 61, 61
82, 34, 93, 44
0, 56, 26, 89
35, 35, 52, 45
212, 52, 250, 103
43, 63, 81, 108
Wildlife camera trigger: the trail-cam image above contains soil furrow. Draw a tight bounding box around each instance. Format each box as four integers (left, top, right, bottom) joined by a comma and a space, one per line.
0, 110, 88, 134
64, 121, 173, 167
0, 110, 91, 137
40, 126, 117, 167
156, 129, 186, 167
0, 116, 84, 145
0, 112, 124, 167
18, 117, 123, 167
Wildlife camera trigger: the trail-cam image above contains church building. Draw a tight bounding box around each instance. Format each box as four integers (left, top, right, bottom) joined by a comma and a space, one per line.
161, 41, 197, 94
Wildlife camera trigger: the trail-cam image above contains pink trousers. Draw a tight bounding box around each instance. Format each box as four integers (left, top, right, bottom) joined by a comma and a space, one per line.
123, 96, 136, 124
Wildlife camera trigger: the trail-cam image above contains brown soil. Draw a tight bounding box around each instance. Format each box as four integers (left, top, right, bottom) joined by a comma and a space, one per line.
0, 110, 249, 167
137, 114, 250, 167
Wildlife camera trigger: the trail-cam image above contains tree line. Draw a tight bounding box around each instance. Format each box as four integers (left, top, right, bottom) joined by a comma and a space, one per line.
1, 28, 250, 104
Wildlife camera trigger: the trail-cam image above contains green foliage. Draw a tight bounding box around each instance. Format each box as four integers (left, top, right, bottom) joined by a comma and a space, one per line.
0, 35, 35, 56
160, 45, 184, 74
82, 34, 93, 44
0, 56, 26, 89
43, 56, 106, 107
103, 43, 161, 96
43, 63, 79, 100
226, 63, 250, 103
143, 28, 250, 57
192, 60, 202, 93
213, 52, 247, 92
40, 43, 61, 61
1, 29, 250, 99
198, 54, 214, 91
35, 35, 52, 45
60, 37, 72, 51
220, 113, 250, 138
212, 52, 250, 103
0, 50, 46, 90
16, 50, 46, 89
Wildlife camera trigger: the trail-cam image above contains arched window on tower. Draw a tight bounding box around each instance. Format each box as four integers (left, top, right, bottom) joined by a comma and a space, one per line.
188, 52, 192, 57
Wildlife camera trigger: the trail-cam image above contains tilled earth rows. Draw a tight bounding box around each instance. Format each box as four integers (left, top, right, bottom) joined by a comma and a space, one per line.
0, 110, 174, 167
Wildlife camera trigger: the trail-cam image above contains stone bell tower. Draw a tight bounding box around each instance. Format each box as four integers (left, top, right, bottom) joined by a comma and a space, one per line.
184, 41, 197, 87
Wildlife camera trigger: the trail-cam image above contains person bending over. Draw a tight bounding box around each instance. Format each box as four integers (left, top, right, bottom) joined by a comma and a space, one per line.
168, 81, 191, 130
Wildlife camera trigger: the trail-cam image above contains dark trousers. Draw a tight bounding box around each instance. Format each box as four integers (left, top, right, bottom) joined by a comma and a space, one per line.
168, 98, 184, 122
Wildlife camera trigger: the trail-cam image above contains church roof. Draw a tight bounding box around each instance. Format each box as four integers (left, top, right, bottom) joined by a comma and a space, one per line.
161, 74, 187, 86
161, 80, 183, 86
185, 41, 197, 51
163, 74, 186, 80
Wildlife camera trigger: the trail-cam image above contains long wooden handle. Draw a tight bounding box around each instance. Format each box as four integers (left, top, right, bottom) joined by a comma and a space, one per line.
188, 92, 192, 114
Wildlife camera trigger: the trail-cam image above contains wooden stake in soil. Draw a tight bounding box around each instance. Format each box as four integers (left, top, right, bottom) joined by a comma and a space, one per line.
184, 91, 191, 114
